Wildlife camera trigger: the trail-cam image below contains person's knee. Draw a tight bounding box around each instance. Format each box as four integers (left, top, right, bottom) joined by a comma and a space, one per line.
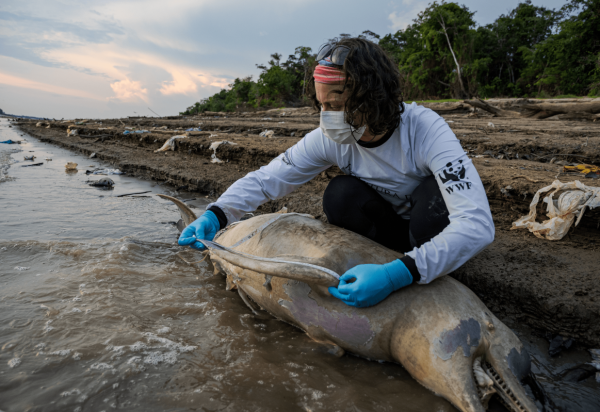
409, 175, 450, 247
411, 175, 441, 206
323, 175, 363, 223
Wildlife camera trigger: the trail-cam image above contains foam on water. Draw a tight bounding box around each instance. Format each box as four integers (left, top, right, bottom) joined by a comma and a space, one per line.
142, 350, 178, 366
50, 349, 72, 356
8, 357, 21, 368
90, 362, 114, 371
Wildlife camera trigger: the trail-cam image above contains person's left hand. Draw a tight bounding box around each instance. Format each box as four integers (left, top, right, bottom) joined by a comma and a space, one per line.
328, 260, 413, 308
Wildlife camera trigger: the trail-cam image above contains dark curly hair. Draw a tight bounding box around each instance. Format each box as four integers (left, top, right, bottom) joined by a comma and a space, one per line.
307, 37, 404, 137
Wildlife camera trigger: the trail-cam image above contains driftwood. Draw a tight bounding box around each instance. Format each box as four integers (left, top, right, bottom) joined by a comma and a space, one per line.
553, 112, 600, 121
463, 98, 522, 117
464, 98, 600, 120
116, 191, 152, 197
521, 101, 600, 114
421, 102, 471, 115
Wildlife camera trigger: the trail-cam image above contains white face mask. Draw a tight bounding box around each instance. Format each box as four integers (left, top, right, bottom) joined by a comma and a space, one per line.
320, 110, 366, 144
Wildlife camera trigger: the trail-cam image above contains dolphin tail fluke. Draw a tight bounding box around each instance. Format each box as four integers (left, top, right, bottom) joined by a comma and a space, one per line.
157, 194, 198, 228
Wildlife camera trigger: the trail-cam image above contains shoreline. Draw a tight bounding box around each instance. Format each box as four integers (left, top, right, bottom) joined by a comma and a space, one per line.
12, 112, 600, 347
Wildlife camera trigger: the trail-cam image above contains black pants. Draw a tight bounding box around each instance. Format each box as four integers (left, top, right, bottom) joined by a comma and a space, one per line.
323, 175, 450, 253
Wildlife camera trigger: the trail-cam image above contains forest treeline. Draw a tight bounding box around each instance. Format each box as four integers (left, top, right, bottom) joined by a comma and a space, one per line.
181, 0, 600, 114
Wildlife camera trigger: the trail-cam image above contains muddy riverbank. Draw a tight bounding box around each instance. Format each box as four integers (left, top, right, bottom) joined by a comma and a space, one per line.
2, 120, 460, 412
11, 110, 600, 349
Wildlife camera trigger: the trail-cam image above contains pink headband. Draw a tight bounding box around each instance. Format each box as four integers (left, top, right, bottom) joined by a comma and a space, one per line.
314, 65, 346, 84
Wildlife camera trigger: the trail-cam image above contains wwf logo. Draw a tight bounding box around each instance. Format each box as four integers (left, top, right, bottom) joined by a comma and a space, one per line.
439, 160, 466, 184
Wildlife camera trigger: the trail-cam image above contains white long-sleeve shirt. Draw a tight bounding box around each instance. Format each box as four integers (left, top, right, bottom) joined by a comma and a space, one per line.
208, 102, 494, 284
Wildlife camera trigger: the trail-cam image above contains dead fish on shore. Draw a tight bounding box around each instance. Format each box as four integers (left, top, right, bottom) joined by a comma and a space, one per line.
24, 155, 35, 161
87, 178, 114, 188
85, 168, 124, 175
160, 194, 539, 412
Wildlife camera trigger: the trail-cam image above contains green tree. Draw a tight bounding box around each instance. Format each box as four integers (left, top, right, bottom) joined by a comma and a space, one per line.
475, 1, 560, 97
519, 0, 600, 96
180, 46, 314, 114
380, 1, 479, 99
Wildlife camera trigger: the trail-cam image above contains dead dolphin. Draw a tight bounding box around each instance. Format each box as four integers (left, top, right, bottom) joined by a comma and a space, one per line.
159, 194, 538, 412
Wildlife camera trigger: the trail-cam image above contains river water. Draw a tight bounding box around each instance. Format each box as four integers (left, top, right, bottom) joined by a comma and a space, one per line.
1, 118, 599, 412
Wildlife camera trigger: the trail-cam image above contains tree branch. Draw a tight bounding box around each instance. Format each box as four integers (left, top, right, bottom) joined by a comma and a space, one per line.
438, 13, 468, 99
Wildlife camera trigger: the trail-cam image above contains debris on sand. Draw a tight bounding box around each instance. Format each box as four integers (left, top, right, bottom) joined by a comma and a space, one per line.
259, 130, 275, 138
21, 163, 43, 167
123, 130, 150, 135
563, 164, 600, 179
67, 128, 78, 136
209, 140, 237, 163
65, 162, 78, 170
512, 180, 600, 240
89, 153, 96, 158
24, 155, 35, 161
154, 135, 187, 153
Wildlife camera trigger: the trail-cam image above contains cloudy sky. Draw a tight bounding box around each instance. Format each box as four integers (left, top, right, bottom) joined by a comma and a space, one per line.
0, 0, 567, 119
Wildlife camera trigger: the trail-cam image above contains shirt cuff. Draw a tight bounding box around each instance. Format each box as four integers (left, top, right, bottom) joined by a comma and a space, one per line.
400, 255, 421, 283
208, 206, 227, 230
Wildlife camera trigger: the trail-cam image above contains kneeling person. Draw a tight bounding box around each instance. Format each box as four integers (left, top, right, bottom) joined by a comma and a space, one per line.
179, 38, 494, 308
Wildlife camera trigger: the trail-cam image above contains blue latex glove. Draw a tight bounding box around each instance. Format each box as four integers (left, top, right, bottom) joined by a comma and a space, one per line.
328, 260, 413, 308
178, 211, 220, 250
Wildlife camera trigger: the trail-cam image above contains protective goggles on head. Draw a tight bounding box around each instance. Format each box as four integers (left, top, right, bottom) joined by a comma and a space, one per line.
316, 43, 351, 66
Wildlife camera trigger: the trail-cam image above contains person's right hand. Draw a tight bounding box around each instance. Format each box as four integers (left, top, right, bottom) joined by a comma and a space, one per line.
178, 211, 220, 250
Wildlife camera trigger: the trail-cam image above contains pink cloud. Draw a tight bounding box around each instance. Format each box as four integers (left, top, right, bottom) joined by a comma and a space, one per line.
0, 71, 102, 100
109, 78, 148, 102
